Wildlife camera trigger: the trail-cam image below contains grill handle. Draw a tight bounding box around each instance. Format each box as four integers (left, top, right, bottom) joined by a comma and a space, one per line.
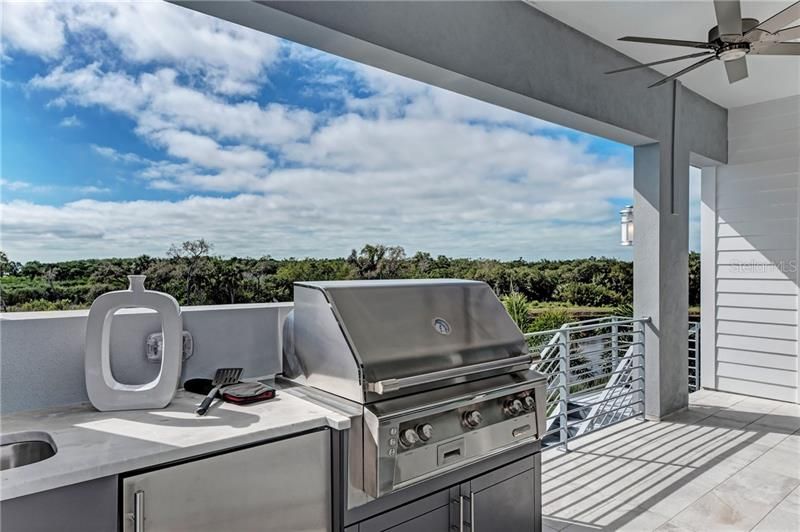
366, 354, 533, 395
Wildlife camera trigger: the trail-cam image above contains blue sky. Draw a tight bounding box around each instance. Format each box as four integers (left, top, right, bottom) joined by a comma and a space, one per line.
0, 1, 699, 263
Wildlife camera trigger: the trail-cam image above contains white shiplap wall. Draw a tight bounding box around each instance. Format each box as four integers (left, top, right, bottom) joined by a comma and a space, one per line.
702, 95, 800, 403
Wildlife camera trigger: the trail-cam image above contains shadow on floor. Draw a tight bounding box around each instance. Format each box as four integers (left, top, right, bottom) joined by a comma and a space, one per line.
541, 400, 800, 531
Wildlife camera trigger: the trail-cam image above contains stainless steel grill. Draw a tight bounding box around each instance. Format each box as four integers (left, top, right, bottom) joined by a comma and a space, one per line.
283, 279, 546, 505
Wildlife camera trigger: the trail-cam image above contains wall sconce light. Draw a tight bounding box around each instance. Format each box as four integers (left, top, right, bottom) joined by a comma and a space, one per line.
620, 205, 633, 246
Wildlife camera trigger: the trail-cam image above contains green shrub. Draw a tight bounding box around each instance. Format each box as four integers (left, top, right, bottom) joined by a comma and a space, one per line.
9, 299, 77, 312
614, 302, 634, 317
530, 308, 573, 333
554, 282, 621, 307
502, 292, 533, 332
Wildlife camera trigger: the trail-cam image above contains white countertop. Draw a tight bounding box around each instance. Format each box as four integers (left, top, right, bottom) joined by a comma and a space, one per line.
0, 388, 351, 501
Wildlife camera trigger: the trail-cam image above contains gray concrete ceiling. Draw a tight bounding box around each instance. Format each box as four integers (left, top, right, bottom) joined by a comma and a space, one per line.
532, 0, 800, 109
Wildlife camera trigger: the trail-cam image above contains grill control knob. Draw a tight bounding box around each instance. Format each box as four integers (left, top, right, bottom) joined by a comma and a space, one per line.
523, 395, 536, 411
504, 399, 524, 416
417, 423, 434, 441
399, 428, 420, 447
462, 410, 483, 429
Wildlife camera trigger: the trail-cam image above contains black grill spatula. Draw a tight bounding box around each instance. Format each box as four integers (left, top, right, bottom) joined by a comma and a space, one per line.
196, 367, 242, 416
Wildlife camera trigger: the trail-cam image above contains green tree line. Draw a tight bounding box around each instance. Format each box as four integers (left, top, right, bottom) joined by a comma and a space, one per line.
0, 243, 700, 315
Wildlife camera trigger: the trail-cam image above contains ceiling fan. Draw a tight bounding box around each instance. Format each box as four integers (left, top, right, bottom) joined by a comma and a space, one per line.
606, 0, 800, 87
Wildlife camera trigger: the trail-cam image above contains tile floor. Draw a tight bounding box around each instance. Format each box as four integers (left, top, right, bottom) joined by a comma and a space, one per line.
542, 390, 800, 531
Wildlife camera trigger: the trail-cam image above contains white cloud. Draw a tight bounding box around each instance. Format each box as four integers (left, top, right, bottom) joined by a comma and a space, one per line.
324, 57, 564, 132
67, 1, 281, 95
58, 114, 81, 127
149, 129, 270, 171
96, 151, 267, 194
32, 63, 146, 115
280, 113, 613, 190
33, 65, 314, 147
75, 185, 110, 195
136, 69, 315, 145
1, 0, 650, 262
1, 108, 632, 260
0, 1, 66, 59
0, 187, 625, 263
0, 178, 109, 198
2, 1, 281, 95
91, 145, 146, 165
1, 178, 31, 192
31, 65, 309, 189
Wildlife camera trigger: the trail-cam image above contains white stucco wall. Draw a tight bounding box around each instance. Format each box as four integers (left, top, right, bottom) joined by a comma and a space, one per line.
0, 303, 292, 413
701, 95, 800, 403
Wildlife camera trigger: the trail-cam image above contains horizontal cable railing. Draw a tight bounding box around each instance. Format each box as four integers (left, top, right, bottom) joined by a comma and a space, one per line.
688, 321, 701, 393
526, 316, 649, 452
530, 315, 702, 451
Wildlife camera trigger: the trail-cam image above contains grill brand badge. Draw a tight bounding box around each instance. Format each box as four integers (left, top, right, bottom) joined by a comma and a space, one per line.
432, 317, 452, 336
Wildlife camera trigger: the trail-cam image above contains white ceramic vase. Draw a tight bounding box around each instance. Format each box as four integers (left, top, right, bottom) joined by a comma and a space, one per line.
84, 275, 183, 411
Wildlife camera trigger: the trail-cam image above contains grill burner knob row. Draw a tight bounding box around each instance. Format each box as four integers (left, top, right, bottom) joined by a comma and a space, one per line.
523, 395, 535, 411
417, 423, 434, 441
462, 410, 483, 429
504, 399, 524, 416
399, 428, 420, 447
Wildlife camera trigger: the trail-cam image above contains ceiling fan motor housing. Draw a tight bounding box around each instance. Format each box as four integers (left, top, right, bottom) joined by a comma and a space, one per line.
708, 17, 760, 42
717, 43, 750, 61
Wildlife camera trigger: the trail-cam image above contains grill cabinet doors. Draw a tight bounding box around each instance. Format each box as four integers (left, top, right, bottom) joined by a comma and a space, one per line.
353, 488, 455, 532
349, 454, 540, 532
465, 461, 538, 531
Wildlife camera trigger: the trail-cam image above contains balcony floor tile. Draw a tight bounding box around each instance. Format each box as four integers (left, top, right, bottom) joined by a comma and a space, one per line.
751, 486, 800, 532
542, 391, 800, 531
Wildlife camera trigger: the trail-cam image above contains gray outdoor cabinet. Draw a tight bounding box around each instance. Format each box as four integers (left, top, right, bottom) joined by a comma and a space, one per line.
0, 477, 118, 532
465, 457, 539, 531
347, 454, 541, 532
1, 429, 331, 532
352, 488, 455, 532
121, 428, 332, 532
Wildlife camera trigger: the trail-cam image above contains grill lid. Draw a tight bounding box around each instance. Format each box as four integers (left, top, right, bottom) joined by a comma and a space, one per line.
289, 279, 530, 402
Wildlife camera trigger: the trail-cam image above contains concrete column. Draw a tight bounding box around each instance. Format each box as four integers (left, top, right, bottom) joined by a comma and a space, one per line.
633, 142, 690, 420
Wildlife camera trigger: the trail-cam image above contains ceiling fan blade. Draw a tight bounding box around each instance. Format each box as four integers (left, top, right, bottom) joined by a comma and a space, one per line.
606, 51, 714, 74
774, 24, 800, 41
714, 0, 743, 40
751, 42, 800, 55
649, 55, 718, 88
746, 1, 800, 36
724, 56, 748, 83
619, 36, 714, 49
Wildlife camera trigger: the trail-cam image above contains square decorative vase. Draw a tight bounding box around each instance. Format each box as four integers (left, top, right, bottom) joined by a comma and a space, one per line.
84, 275, 183, 411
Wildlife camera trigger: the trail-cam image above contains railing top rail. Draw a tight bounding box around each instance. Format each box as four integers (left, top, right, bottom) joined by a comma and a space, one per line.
523, 316, 650, 339
562, 315, 642, 327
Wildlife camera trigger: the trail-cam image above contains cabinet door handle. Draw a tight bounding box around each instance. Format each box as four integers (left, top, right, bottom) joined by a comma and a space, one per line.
470, 491, 476, 531
459, 495, 465, 532
134, 490, 145, 532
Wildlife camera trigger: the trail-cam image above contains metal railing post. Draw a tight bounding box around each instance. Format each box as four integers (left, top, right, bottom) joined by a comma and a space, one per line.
558, 329, 570, 452
695, 322, 701, 391
610, 320, 619, 373
687, 322, 701, 393
688, 323, 693, 392
635, 319, 645, 419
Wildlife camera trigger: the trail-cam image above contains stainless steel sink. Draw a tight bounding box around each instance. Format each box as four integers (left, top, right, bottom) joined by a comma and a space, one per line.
1, 432, 57, 471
